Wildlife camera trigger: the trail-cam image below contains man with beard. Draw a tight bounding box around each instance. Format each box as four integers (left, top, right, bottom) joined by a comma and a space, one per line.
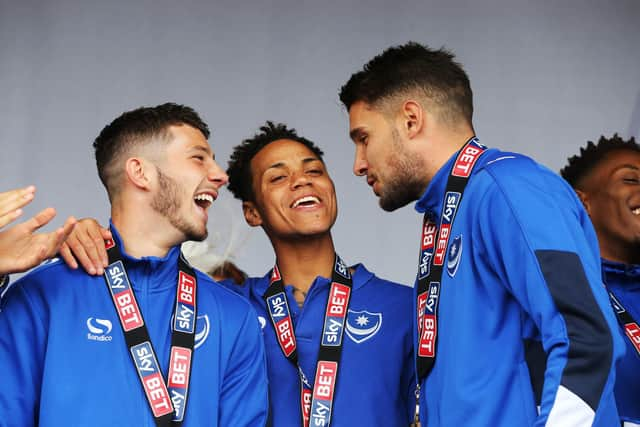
60, 121, 416, 427
562, 134, 640, 427
0, 103, 268, 426
339, 42, 622, 426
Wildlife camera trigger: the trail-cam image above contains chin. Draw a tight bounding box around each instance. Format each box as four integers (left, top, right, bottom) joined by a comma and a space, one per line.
184, 226, 208, 242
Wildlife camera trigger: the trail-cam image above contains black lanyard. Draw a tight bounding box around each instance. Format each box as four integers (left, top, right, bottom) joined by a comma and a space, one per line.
415, 137, 486, 381
102, 236, 197, 427
607, 291, 640, 357
263, 255, 353, 427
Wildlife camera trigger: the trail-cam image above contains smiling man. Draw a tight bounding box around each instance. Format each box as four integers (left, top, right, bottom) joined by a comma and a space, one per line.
224, 122, 415, 426
0, 103, 268, 426
562, 134, 640, 426
339, 42, 623, 426
55, 121, 416, 426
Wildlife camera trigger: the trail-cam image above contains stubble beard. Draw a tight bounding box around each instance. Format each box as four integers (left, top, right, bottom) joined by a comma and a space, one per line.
378, 131, 427, 212
151, 167, 208, 242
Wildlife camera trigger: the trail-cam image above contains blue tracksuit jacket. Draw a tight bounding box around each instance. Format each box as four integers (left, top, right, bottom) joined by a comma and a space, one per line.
0, 228, 268, 427
223, 263, 415, 426
602, 259, 640, 425
414, 147, 624, 426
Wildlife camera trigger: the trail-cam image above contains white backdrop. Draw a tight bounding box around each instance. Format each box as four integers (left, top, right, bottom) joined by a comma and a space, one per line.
2, 0, 639, 285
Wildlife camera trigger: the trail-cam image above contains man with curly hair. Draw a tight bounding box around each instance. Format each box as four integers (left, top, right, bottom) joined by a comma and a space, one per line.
339, 41, 623, 426
223, 121, 415, 426
562, 134, 640, 426
60, 121, 416, 427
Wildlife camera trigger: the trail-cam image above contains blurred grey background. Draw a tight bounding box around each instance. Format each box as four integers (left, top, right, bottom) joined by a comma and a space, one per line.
2, 0, 639, 285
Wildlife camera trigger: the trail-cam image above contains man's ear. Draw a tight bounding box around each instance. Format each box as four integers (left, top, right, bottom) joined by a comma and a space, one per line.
575, 189, 591, 215
124, 157, 153, 190
399, 100, 425, 139
242, 201, 263, 227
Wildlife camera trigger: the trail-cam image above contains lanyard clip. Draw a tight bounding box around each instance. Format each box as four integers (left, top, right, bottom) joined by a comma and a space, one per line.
410, 384, 422, 427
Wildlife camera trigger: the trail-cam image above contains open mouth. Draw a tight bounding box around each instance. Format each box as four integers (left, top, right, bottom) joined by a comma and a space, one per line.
194, 192, 215, 210
291, 195, 320, 208
632, 207, 640, 216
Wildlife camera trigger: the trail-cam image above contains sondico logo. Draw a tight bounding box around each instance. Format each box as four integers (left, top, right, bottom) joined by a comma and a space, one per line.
87, 317, 113, 342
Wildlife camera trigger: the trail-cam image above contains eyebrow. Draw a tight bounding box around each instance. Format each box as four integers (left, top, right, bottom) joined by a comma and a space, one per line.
266, 157, 322, 171
612, 164, 640, 173
349, 127, 365, 142
189, 144, 214, 159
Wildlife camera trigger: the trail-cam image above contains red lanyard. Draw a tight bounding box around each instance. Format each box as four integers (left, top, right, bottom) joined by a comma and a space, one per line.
102, 236, 197, 427
415, 137, 486, 381
263, 255, 353, 427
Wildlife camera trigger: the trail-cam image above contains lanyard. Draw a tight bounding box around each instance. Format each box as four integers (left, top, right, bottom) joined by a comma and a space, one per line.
415, 137, 486, 381
263, 255, 353, 427
102, 236, 197, 427
607, 291, 640, 357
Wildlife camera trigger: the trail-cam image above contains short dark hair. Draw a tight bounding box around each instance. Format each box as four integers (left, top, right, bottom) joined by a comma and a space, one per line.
94, 102, 209, 199
561, 133, 640, 188
339, 42, 473, 125
227, 121, 324, 201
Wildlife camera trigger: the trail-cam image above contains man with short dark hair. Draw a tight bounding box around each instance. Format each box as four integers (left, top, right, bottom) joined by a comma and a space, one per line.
58, 120, 416, 426
0, 103, 268, 426
562, 134, 640, 426
340, 42, 622, 426
224, 121, 415, 426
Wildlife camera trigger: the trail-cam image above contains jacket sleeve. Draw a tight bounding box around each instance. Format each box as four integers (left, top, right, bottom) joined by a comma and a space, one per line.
0, 279, 47, 427
475, 167, 623, 427
219, 304, 269, 427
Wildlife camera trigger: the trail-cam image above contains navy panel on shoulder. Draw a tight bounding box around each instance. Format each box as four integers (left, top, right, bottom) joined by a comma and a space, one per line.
535, 250, 612, 411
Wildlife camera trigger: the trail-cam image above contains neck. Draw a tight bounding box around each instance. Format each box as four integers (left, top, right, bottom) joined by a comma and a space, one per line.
111, 200, 181, 259
270, 233, 336, 293
415, 127, 476, 188
601, 242, 640, 266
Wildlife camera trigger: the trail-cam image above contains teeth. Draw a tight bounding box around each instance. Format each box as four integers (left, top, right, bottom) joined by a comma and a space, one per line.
194, 194, 214, 204
293, 196, 319, 208
633, 208, 640, 215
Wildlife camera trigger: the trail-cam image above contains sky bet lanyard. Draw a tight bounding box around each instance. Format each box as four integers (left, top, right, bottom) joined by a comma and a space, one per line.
102, 237, 197, 427
263, 254, 353, 427
607, 291, 640, 357
415, 137, 486, 388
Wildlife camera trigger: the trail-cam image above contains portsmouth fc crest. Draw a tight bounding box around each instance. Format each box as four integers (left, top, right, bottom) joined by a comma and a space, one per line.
446, 234, 463, 277
345, 309, 382, 344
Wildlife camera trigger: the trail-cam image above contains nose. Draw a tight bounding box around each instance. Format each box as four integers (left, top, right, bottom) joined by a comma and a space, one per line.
290, 170, 311, 190
353, 144, 368, 177
208, 160, 229, 187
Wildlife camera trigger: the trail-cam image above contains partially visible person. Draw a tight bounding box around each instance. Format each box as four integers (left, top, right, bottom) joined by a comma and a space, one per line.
0, 185, 76, 282
562, 133, 640, 427
209, 261, 247, 284
0, 103, 268, 426
339, 41, 622, 426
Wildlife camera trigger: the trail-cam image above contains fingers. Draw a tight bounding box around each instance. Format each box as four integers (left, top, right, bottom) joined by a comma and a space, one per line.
59, 241, 79, 269
98, 226, 112, 267
0, 207, 24, 229
0, 185, 36, 217
64, 218, 107, 275
31, 217, 77, 267
23, 207, 58, 232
